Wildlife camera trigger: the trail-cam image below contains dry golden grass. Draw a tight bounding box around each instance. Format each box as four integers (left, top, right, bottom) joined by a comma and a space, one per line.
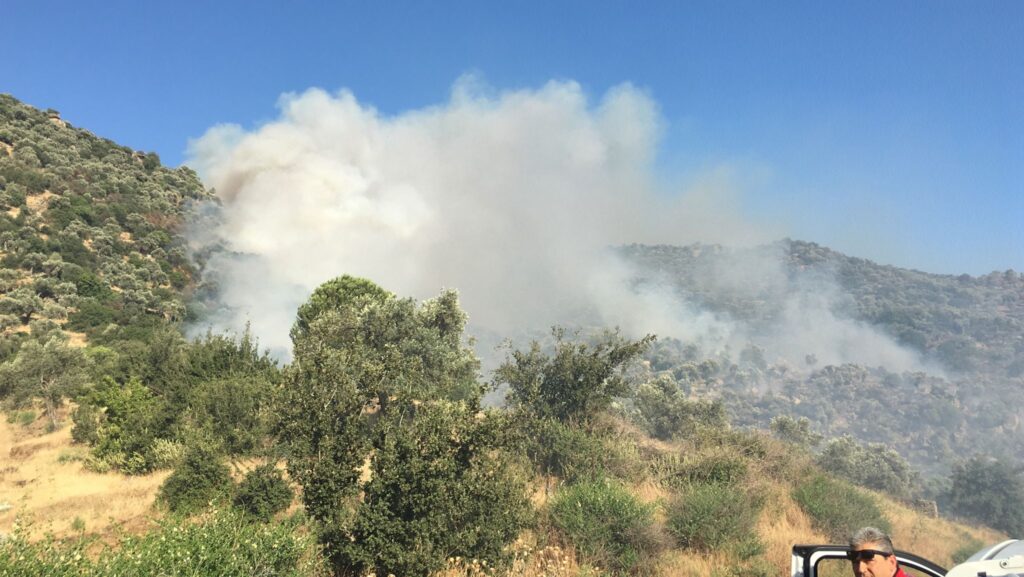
0, 408, 169, 540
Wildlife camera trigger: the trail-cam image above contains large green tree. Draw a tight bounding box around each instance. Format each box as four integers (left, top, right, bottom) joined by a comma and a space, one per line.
275, 275, 529, 576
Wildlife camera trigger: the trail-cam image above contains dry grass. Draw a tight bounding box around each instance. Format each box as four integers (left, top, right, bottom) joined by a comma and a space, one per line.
24, 190, 55, 213
0, 408, 169, 540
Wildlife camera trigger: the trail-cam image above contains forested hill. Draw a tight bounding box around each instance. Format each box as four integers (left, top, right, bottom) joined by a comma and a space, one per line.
0, 93, 211, 356
621, 240, 1024, 378
621, 242, 1024, 472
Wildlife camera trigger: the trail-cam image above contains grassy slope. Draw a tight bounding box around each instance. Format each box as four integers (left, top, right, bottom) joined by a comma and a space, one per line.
2, 408, 1003, 577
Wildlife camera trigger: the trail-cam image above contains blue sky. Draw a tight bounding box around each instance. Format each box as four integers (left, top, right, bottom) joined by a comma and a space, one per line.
2, 0, 1021, 275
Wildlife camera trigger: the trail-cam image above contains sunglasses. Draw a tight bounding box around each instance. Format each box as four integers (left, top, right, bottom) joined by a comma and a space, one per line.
846, 549, 893, 563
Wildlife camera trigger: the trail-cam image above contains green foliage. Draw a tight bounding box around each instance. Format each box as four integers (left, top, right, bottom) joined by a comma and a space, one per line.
0, 336, 89, 428
188, 376, 274, 455
633, 376, 728, 440
497, 328, 654, 424
77, 376, 164, 473
945, 457, 1024, 535
233, 464, 294, 522
815, 435, 921, 500
769, 415, 822, 449
666, 483, 763, 553
549, 478, 661, 576
0, 507, 326, 577
514, 415, 609, 482
666, 451, 749, 489
951, 537, 984, 565
278, 277, 528, 576
291, 274, 392, 341
158, 444, 235, 514
792, 474, 890, 541
333, 403, 532, 577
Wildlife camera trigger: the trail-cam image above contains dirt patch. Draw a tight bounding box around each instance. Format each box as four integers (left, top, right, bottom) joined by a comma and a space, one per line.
25, 191, 55, 213
65, 331, 88, 348
9, 439, 53, 459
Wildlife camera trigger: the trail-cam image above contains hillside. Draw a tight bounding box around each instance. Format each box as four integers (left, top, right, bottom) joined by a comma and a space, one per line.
622, 242, 1024, 473
0, 93, 210, 356
0, 405, 1007, 577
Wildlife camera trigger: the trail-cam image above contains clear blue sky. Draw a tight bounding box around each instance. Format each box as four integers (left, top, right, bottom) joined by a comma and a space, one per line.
2, 0, 1021, 275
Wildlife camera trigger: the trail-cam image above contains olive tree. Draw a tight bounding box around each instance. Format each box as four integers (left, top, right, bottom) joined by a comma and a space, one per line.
276, 276, 529, 576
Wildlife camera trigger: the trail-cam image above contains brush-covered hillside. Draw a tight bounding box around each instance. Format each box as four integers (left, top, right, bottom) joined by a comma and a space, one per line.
0, 94, 210, 353
621, 243, 1024, 473
2, 95, 1023, 577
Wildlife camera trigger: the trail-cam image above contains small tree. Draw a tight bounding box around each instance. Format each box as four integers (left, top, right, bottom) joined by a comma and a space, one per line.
496, 328, 653, 424
0, 336, 89, 428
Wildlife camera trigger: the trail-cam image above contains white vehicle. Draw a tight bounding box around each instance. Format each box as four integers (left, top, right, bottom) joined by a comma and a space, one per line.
792, 540, 1023, 577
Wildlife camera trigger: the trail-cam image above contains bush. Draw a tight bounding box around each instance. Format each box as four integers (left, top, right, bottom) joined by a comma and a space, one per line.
517, 416, 610, 482
666, 483, 762, 553
233, 464, 293, 521
0, 507, 325, 576
549, 478, 662, 575
158, 445, 234, 514
332, 404, 533, 577
816, 436, 920, 500
792, 474, 890, 540
945, 457, 1024, 535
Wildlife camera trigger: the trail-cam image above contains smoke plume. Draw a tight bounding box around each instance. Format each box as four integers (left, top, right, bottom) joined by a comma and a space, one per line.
186, 78, 927, 372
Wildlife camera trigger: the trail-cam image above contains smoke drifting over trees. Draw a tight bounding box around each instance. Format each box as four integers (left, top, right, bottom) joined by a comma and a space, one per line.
188, 79, 928, 372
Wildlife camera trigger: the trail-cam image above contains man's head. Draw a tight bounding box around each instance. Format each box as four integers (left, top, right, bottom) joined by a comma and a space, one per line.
848, 527, 899, 577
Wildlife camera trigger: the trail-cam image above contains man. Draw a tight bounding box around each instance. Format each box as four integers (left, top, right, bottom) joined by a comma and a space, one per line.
848, 527, 911, 577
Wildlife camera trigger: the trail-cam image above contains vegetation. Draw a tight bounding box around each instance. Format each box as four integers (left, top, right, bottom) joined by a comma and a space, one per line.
549, 479, 661, 575
793, 474, 891, 541
1, 95, 1019, 577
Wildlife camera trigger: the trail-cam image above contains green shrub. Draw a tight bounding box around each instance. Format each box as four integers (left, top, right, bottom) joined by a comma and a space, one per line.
549, 478, 662, 575
666, 483, 762, 552
792, 474, 890, 540
518, 416, 609, 482
158, 445, 234, 514
816, 436, 920, 500
0, 507, 325, 576
678, 451, 748, 487
946, 457, 1024, 535
233, 464, 293, 521
332, 404, 533, 577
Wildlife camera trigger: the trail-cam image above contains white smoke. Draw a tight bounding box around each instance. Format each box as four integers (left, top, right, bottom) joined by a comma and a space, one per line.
186, 77, 929, 373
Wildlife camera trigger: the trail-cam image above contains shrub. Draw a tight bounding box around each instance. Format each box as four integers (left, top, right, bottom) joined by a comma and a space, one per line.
158, 445, 234, 514
0, 507, 325, 576
945, 457, 1024, 535
816, 435, 920, 500
792, 474, 890, 540
333, 404, 533, 577
517, 416, 609, 482
549, 478, 661, 575
233, 464, 293, 521
666, 483, 762, 553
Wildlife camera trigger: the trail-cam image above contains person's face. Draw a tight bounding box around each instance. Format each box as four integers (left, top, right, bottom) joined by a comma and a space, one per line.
849, 542, 898, 577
